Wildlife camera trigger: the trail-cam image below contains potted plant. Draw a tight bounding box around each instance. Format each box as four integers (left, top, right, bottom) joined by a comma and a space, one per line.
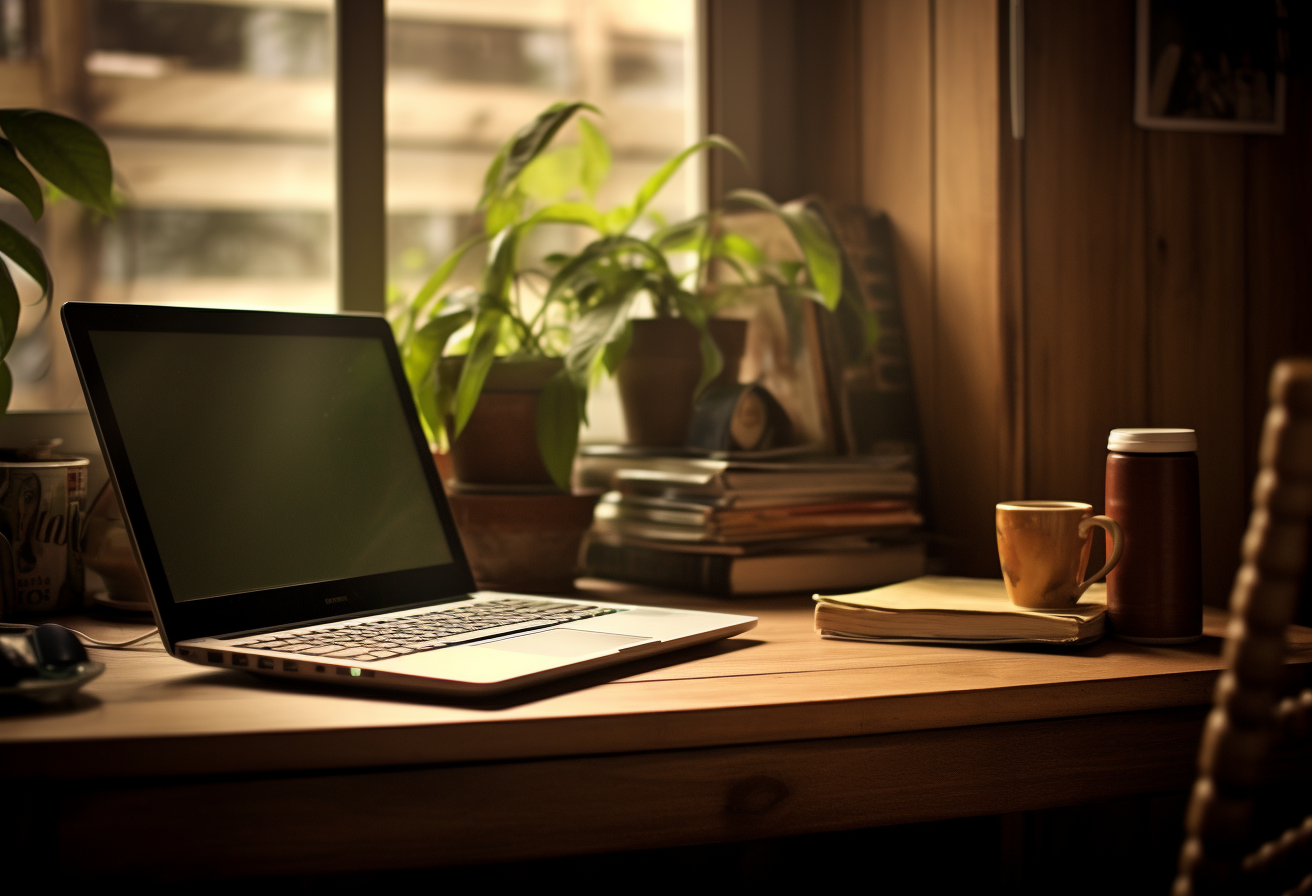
394, 102, 752, 590
0, 108, 115, 615
393, 103, 872, 589
394, 102, 743, 488
554, 188, 859, 447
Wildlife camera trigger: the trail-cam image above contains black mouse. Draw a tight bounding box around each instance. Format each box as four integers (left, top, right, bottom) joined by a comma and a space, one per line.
32, 624, 88, 670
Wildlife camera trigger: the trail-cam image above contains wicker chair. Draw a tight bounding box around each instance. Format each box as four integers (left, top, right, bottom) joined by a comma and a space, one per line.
1175, 359, 1312, 896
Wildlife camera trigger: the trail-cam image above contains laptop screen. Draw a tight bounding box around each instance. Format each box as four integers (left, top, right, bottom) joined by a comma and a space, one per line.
87, 328, 454, 603
89, 329, 453, 603
65, 304, 476, 646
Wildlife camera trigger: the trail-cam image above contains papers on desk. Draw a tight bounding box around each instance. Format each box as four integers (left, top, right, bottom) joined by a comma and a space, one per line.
814, 576, 1106, 646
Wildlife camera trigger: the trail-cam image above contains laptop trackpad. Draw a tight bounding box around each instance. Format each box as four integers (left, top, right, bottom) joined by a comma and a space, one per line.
485, 629, 648, 657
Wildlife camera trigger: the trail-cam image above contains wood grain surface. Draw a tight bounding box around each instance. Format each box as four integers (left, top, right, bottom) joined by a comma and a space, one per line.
6, 581, 1310, 879
4, 581, 1308, 782
58, 707, 1212, 879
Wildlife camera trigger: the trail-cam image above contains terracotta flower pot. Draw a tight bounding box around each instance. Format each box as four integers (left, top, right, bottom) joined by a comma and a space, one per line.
616, 317, 748, 448
440, 357, 561, 488
447, 491, 601, 593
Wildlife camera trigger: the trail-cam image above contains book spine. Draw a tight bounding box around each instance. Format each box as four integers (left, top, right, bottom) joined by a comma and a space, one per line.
584, 541, 733, 596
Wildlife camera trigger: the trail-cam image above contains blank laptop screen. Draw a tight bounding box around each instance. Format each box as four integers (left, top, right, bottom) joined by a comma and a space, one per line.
89, 328, 453, 603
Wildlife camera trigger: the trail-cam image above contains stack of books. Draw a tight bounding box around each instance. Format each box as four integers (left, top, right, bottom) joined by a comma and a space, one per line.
579, 448, 927, 596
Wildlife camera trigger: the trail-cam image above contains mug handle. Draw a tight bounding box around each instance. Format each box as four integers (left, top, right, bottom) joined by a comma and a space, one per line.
1074, 515, 1124, 599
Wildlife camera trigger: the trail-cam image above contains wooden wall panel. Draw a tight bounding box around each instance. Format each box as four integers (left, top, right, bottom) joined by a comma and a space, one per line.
858, 0, 936, 550
933, 0, 1004, 575
705, 0, 766, 202
848, 0, 1309, 586
795, 0, 863, 204
1022, 0, 1148, 541
1245, 77, 1312, 494
1146, 133, 1248, 607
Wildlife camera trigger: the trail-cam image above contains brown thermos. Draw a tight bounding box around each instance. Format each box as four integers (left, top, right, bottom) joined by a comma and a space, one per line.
1104, 428, 1202, 644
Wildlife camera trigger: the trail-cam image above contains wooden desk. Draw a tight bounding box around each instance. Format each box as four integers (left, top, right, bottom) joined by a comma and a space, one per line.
3, 581, 1309, 881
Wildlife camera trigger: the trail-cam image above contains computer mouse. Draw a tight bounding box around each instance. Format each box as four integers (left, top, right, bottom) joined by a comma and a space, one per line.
32, 624, 88, 670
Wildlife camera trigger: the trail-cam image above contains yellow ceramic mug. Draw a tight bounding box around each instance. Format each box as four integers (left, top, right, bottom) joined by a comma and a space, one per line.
996, 501, 1124, 609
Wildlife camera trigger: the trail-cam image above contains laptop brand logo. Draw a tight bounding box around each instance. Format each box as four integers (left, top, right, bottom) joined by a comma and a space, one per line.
325, 596, 349, 605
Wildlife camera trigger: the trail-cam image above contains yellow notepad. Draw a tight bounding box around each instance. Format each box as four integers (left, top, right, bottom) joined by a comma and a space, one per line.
814, 576, 1106, 646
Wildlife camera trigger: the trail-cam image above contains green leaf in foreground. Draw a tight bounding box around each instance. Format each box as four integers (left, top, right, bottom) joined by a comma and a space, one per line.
535, 369, 580, 491
0, 218, 50, 300
0, 262, 19, 359
0, 109, 114, 216
0, 359, 11, 421
0, 138, 43, 220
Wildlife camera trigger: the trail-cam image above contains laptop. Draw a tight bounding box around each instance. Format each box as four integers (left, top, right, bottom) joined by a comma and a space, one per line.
62, 303, 757, 696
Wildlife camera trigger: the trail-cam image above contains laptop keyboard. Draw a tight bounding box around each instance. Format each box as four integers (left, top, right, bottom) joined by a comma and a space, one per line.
232, 597, 622, 662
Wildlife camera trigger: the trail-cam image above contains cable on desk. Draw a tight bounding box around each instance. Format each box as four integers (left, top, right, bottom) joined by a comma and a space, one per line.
0, 622, 159, 648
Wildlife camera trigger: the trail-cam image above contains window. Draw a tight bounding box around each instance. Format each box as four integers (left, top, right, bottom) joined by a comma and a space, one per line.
0, 0, 698, 417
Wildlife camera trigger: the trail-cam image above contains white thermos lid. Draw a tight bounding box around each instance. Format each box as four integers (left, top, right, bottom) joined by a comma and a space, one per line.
1108, 428, 1197, 453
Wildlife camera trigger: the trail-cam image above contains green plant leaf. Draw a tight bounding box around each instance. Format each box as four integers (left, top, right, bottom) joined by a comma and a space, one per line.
598, 204, 632, 235
482, 227, 523, 306
451, 310, 503, 436
577, 116, 611, 200
0, 358, 11, 419
477, 101, 599, 209
0, 138, 42, 221
0, 262, 18, 359
403, 309, 473, 390
621, 135, 743, 233
545, 235, 672, 309
694, 326, 723, 396
519, 146, 582, 202
728, 189, 842, 310
479, 145, 508, 210
601, 320, 633, 375
718, 232, 765, 268
484, 190, 523, 235
414, 364, 443, 443
565, 274, 641, 382
526, 201, 604, 232
410, 233, 485, 316
653, 214, 706, 252
0, 219, 50, 301
777, 260, 804, 285
673, 291, 722, 396
0, 109, 114, 216
535, 368, 580, 492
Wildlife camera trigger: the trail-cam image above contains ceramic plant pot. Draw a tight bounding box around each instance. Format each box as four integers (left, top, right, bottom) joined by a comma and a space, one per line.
441, 357, 562, 488
615, 317, 748, 448
446, 491, 601, 593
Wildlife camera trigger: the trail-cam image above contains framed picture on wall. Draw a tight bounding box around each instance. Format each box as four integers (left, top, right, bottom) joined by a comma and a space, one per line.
1135, 0, 1288, 134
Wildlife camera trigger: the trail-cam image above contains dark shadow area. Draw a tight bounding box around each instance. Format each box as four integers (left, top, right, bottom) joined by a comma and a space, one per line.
157, 636, 764, 710
64, 793, 1188, 895
0, 690, 102, 718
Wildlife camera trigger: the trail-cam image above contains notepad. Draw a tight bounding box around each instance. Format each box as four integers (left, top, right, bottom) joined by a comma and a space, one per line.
814, 576, 1106, 646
